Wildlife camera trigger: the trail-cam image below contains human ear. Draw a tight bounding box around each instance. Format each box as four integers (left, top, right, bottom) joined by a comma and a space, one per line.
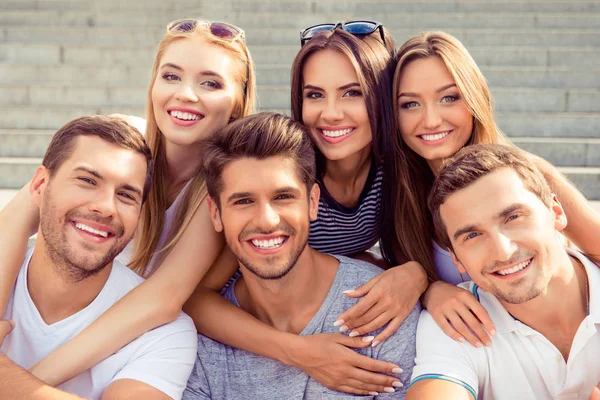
308, 183, 320, 221
29, 166, 50, 207
550, 194, 567, 232
207, 196, 223, 232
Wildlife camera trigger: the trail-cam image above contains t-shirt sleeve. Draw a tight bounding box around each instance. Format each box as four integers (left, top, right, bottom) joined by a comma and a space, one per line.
409, 310, 480, 399
371, 303, 421, 398
182, 338, 211, 400
110, 316, 198, 400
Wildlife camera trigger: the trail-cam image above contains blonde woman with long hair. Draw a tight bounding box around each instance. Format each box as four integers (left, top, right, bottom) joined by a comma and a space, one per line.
380, 31, 600, 348
0, 19, 255, 385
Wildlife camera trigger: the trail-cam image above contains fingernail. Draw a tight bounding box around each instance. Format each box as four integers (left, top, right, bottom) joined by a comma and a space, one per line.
485, 341, 492, 347
371, 340, 380, 347
457, 337, 465, 343
333, 319, 344, 327
490, 329, 496, 336
342, 289, 355, 294
475, 342, 482, 348
362, 336, 375, 343
392, 367, 403, 374
349, 330, 359, 338
393, 381, 404, 388
384, 387, 395, 393
339, 325, 349, 333
369, 392, 379, 396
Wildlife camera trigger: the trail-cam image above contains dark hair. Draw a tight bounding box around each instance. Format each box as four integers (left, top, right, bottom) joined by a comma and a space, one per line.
42, 115, 153, 203
202, 112, 316, 206
428, 144, 553, 250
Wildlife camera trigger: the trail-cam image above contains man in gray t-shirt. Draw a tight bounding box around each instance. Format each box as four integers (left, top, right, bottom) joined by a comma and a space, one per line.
182, 113, 419, 399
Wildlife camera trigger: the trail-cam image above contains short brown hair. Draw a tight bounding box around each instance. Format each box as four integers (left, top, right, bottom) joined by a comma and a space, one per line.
42, 115, 153, 203
428, 144, 552, 250
202, 112, 316, 207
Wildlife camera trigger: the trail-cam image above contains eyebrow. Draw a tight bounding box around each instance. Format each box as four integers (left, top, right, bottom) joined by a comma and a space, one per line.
451, 203, 526, 241
397, 83, 457, 99
74, 166, 144, 199
303, 82, 360, 92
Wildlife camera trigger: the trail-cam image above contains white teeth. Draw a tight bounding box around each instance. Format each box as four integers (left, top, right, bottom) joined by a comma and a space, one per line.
170, 110, 201, 121
251, 236, 285, 250
75, 222, 109, 238
321, 128, 353, 138
420, 131, 451, 141
496, 259, 531, 276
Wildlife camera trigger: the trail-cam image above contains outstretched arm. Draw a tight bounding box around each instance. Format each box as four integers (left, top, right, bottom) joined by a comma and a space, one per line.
30, 200, 224, 386
0, 183, 39, 315
532, 155, 600, 260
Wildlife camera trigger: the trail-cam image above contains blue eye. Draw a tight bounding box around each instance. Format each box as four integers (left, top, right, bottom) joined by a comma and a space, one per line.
441, 95, 459, 103
507, 214, 519, 222
465, 232, 479, 241
78, 177, 95, 185
201, 80, 221, 89
400, 101, 419, 109
162, 73, 180, 81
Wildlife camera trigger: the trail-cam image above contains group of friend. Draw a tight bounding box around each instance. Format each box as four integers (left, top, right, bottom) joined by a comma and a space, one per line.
0, 17, 598, 400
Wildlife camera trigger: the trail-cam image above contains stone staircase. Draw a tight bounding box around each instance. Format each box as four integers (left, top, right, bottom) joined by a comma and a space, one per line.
0, 0, 599, 199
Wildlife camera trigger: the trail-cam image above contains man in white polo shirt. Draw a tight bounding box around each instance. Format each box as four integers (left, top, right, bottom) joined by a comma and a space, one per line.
407, 144, 600, 400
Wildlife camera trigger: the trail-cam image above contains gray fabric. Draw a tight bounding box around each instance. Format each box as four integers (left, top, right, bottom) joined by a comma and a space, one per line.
183, 255, 420, 399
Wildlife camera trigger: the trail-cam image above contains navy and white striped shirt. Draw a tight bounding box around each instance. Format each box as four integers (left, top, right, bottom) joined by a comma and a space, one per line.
308, 164, 382, 256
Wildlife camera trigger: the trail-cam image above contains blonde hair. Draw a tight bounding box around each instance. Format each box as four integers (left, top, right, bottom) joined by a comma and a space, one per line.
129, 22, 256, 275
380, 31, 511, 280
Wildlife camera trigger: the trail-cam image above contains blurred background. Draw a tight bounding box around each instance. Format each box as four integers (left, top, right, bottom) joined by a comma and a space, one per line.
0, 0, 598, 209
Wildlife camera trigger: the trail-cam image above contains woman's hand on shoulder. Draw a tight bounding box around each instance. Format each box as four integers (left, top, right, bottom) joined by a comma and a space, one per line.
422, 280, 495, 347
335, 261, 428, 345
288, 333, 403, 395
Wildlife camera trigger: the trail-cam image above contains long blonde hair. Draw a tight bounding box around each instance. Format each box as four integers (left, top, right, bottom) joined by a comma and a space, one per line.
129, 22, 256, 275
380, 31, 510, 280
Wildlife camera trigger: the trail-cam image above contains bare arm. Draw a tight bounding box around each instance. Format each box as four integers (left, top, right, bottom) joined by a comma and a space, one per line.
532, 154, 600, 260
30, 200, 224, 385
406, 379, 474, 400
0, 183, 39, 316
102, 379, 171, 400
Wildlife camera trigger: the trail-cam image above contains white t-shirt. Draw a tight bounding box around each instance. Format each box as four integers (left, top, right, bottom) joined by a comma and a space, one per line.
2, 248, 198, 400
411, 248, 600, 400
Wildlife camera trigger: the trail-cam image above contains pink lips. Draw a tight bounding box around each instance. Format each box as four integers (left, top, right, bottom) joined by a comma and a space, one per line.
317, 126, 355, 144
167, 107, 204, 127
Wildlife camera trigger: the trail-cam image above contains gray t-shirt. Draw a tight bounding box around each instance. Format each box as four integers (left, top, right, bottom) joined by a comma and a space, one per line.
183, 255, 421, 399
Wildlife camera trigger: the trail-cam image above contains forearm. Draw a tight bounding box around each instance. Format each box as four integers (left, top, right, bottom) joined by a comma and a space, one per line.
184, 286, 300, 366
0, 355, 83, 399
0, 183, 39, 315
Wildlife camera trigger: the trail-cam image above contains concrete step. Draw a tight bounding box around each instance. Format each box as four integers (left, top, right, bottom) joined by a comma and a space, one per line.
497, 112, 600, 138
0, 129, 54, 158
1, 63, 598, 90
9, 0, 597, 14
0, 10, 599, 30
558, 167, 600, 200
0, 84, 598, 113
512, 137, 600, 167
3, 43, 599, 69
3, 26, 600, 47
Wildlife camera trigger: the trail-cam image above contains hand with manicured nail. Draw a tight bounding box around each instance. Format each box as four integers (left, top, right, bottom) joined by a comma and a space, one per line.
422, 280, 496, 348
290, 333, 404, 396
335, 261, 427, 346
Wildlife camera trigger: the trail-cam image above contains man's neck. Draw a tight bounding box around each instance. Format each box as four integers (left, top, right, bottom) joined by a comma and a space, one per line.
235, 249, 339, 334
503, 250, 588, 359
27, 240, 112, 325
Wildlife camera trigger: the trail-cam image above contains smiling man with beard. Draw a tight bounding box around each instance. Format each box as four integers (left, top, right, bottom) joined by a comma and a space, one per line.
182, 112, 420, 399
0, 116, 197, 400
408, 144, 600, 400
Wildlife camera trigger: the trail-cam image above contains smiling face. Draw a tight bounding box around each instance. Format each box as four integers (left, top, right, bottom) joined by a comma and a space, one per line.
301, 49, 372, 162
397, 56, 473, 173
441, 167, 567, 305
151, 36, 241, 149
33, 136, 147, 282
208, 156, 319, 280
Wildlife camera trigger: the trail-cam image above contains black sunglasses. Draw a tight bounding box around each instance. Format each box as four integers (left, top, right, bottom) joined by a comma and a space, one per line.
167, 19, 245, 42
300, 20, 385, 46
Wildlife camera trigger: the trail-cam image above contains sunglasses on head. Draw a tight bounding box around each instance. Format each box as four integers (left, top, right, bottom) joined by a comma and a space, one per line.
167, 19, 245, 42
300, 20, 385, 46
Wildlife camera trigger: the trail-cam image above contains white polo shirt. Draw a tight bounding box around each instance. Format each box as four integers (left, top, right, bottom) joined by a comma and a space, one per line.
410, 248, 600, 400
